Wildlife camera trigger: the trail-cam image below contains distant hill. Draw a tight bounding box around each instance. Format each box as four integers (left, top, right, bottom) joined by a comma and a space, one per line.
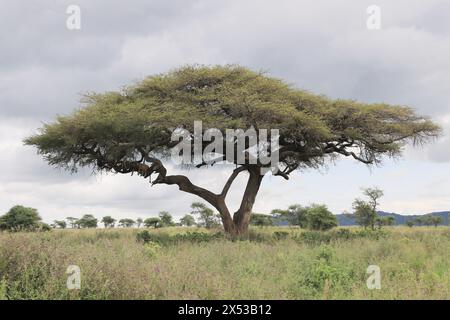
336, 211, 450, 226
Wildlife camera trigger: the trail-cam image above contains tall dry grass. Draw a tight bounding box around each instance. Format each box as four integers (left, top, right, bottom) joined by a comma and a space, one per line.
0, 226, 449, 299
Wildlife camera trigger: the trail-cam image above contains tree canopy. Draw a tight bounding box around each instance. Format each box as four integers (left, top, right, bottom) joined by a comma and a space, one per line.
25, 65, 441, 234
77, 214, 98, 228
0, 205, 42, 232
180, 214, 196, 227
118, 218, 135, 228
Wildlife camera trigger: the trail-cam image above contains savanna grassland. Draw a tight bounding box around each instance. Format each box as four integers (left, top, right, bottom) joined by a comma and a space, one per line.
0, 226, 449, 300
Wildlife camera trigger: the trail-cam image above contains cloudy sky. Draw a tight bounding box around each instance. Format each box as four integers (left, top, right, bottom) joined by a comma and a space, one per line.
1, 0, 450, 223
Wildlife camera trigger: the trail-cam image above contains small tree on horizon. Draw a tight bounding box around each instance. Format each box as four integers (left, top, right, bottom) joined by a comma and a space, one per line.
101, 216, 116, 228
0, 205, 42, 232
78, 214, 98, 228
352, 187, 384, 230
158, 211, 174, 227
190, 202, 221, 229
419, 214, 442, 227
305, 204, 338, 231
136, 218, 143, 228
375, 216, 395, 228
180, 214, 196, 227
66, 217, 79, 228
53, 220, 67, 229
271, 204, 309, 227
118, 218, 135, 228
144, 217, 161, 228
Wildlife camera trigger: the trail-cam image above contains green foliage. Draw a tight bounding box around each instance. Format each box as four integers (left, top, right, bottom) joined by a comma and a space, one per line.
25, 65, 440, 175
143, 242, 161, 258
136, 230, 224, 246
415, 215, 443, 227
273, 231, 289, 240
1, 227, 449, 299
291, 246, 355, 298
52, 220, 67, 229
38, 223, 52, 232
118, 218, 135, 228
0, 205, 42, 232
352, 200, 375, 229
271, 204, 337, 231
158, 211, 174, 227
66, 217, 79, 228
101, 216, 116, 228
250, 213, 273, 227
375, 216, 395, 228
144, 217, 161, 228
190, 202, 221, 229
179, 214, 196, 227
305, 204, 338, 231
136, 218, 143, 228
0, 278, 7, 300
77, 214, 98, 228
351, 187, 384, 230
295, 228, 387, 245
271, 204, 309, 227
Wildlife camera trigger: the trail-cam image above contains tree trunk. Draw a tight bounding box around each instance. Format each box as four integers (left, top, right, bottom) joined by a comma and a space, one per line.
232, 167, 264, 234
215, 199, 237, 235
140, 157, 264, 235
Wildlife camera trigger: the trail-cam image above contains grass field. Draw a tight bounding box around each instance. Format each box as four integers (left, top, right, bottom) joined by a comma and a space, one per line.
0, 226, 449, 299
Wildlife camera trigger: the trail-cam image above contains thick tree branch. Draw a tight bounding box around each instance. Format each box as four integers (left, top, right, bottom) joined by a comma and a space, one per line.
220, 166, 247, 198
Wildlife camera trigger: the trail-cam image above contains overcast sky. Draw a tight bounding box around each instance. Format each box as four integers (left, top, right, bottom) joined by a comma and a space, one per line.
1, 0, 450, 223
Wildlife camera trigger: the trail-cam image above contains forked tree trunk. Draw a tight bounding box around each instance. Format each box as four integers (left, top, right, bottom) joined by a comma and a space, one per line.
136, 157, 264, 236
216, 167, 264, 235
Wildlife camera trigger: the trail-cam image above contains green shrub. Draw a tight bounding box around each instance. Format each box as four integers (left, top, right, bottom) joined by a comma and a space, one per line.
290, 246, 355, 298
136, 230, 224, 246
296, 230, 332, 245
143, 242, 161, 258
273, 231, 289, 240
237, 230, 274, 243
0, 278, 7, 300
295, 228, 388, 245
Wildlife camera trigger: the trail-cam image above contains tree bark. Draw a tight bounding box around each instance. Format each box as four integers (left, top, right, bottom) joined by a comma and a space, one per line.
232, 167, 264, 234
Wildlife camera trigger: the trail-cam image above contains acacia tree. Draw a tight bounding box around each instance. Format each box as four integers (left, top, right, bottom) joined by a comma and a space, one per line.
305, 204, 338, 231
0, 205, 42, 232
190, 202, 221, 229
53, 220, 67, 229
118, 218, 135, 228
352, 187, 384, 230
271, 204, 309, 227
101, 215, 116, 228
144, 217, 161, 228
180, 214, 196, 227
66, 217, 79, 229
25, 65, 440, 235
78, 214, 98, 228
158, 211, 174, 227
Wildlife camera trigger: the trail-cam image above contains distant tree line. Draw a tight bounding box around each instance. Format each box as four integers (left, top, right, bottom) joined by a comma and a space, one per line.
0, 202, 223, 232
0, 187, 445, 232
406, 215, 442, 227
